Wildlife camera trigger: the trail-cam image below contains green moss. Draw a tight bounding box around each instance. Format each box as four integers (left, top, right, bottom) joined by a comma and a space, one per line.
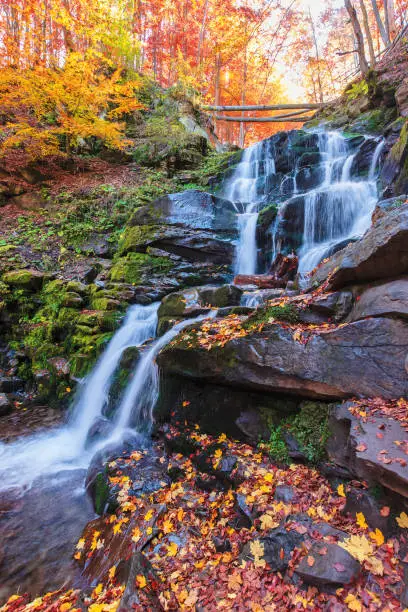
110, 252, 173, 284
3, 269, 45, 290
257, 203, 278, 229
93, 472, 111, 515
288, 401, 330, 463
267, 426, 290, 464
244, 303, 299, 329
117, 224, 160, 256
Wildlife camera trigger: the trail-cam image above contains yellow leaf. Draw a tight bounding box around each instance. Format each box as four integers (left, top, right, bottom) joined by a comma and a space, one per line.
264, 473, 273, 483
144, 509, 154, 521
136, 575, 147, 589
214, 448, 223, 459
249, 540, 266, 568
397, 512, 408, 528
356, 512, 368, 530
365, 555, 384, 576
259, 513, 280, 530
60, 604, 72, 611
92, 583, 103, 598
184, 589, 199, 607
369, 528, 384, 547
337, 484, 346, 497
76, 538, 85, 550
167, 541, 178, 556
108, 566, 116, 580
345, 593, 362, 612
339, 534, 374, 563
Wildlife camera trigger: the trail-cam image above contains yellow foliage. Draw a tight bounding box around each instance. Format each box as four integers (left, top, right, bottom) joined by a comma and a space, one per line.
397, 512, 408, 528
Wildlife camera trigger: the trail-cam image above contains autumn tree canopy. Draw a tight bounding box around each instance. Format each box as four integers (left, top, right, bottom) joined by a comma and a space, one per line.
0, 0, 407, 152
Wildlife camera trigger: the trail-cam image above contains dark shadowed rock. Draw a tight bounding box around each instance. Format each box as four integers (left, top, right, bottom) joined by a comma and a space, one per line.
274, 485, 295, 503
158, 317, 408, 400
118, 552, 163, 611
308, 203, 408, 289
309, 291, 353, 322
295, 542, 360, 586
348, 278, 408, 321
327, 402, 408, 498
240, 526, 304, 572
0, 393, 12, 416
343, 487, 394, 536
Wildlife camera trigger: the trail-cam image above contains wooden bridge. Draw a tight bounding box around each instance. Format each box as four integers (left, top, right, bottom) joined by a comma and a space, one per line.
201, 103, 327, 123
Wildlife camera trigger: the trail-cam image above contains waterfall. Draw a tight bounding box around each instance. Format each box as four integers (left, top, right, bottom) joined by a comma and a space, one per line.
0, 303, 214, 490
101, 310, 218, 446
297, 134, 383, 277
222, 142, 276, 275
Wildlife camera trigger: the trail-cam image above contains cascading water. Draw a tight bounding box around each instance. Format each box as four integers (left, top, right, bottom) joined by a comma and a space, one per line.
297, 132, 384, 276
0, 303, 160, 489
222, 142, 276, 275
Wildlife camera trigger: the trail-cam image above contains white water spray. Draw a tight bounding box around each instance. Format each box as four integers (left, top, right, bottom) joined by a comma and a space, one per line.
222, 142, 276, 275
297, 134, 384, 276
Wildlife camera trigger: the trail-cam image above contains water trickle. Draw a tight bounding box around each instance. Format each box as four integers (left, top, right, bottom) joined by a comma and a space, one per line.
222, 142, 276, 275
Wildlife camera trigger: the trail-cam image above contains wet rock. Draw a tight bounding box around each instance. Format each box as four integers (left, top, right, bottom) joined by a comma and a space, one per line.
213, 536, 232, 553
234, 274, 287, 289
0, 376, 24, 393
348, 279, 408, 321
294, 542, 361, 586
240, 526, 304, 572
343, 487, 394, 535
372, 195, 407, 224
228, 494, 254, 530
274, 485, 295, 503
118, 552, 163, 611
309, 291, 354, 322
47, 357, 70, 377
274, 195, 305, 253
130, 190, 237, 232
0, 393, 12, 416
235, 409, 270, 443
351, 138, 379, 176
159, 317, 408, 400
159, 284, 241, 319
295, 164, 323, 191
308, 203, 408, 289
327, 401, 408, 498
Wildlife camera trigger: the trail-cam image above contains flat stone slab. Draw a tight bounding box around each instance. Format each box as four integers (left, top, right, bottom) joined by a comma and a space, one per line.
159, 317, 408, 400
295, 542, 361, 586
348, 278, 408, 322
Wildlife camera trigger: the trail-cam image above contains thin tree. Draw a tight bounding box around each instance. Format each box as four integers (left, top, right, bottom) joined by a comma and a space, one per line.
359, 0, 376, 66
384, 0, 398, 39
309, 8, 324, 103
345, 0, 369, 75
370, 0, 390, 45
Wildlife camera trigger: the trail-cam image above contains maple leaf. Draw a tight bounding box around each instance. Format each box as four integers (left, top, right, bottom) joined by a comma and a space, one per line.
162, 520, 174, 534
307, 555, 315, 567
397, 512, 408, 528
356, 443, 367, 452
184, 589, 199, 607
249, 540, 266, 568
167, 541, 178, 556
356, 512, 368, 530
344, 593, 362, 612
136, 575, 147, 589
380, 506, 390, 517
228, 572, 243, 591
339, 534, 374, 562
259, 513, 279, 530
369, 528, 384, 546
337, 484, 346, 497
144, 509, 154, 521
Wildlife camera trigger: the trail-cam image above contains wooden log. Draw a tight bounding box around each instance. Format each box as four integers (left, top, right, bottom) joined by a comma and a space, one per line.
202, 103, 326, 111
215, 115, 315, 123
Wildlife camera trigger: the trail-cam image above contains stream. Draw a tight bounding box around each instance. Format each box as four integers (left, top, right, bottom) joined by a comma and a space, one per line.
0, 127, 385, 603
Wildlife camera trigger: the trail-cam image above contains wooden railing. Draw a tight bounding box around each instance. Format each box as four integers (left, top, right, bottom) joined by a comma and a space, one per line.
201, 103, 326, 123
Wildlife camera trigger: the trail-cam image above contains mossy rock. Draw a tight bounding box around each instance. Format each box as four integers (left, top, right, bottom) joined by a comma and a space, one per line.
118, 225, 162, 256
66, 281, 88, 295
77, 310, 120, 331
110, 253, 173, 284
90, 297, 122, 311
257, 203, 278, 231
3, 269, 48, 291
62, 292, 83, 308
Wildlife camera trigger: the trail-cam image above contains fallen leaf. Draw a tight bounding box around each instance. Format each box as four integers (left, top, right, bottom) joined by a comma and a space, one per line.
136, 575, 147, 589
356, 512, 368, 530
397, 512, 408, 528
369, 528, 384, 547
337, 484, 346, 497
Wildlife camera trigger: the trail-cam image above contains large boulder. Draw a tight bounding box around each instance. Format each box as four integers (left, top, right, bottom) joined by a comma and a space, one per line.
294, 542, 361, 587
308, 203, 408, 290
327, 402, 408, 498
348, 278, 408, 321
381, 121, 408, 195
130, 190, 237, 233
158, 317, 408, 400
158, 284, 241, 319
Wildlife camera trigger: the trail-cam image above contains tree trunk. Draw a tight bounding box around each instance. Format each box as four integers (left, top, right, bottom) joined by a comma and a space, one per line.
370, 0, 390, 45
309, 9, 324, 103
197, 0, 209, 65
345, 0, 369, 75
384, 0, 397, 40
359, 0, 376, 66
